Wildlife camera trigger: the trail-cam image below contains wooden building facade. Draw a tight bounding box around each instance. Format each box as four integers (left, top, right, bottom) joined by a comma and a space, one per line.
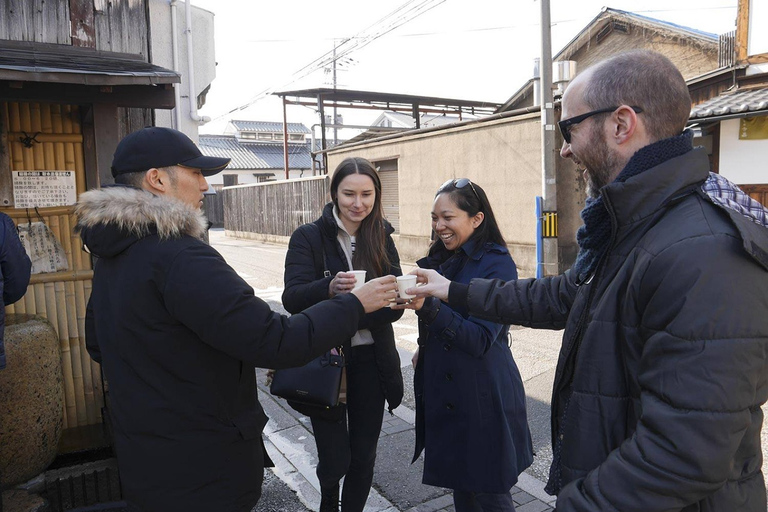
0, 0, 179, 445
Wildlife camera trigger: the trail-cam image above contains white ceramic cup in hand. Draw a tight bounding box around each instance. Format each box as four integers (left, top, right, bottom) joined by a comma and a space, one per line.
350, 270, 367, 290
396, 274, 418, 299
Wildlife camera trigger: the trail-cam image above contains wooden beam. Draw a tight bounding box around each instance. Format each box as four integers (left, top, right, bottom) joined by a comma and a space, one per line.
0, 82, 176, 109
0, 103, 13, 207
746, 53, 768, 64
736, 0, 750, 63
92, 104, 120, 188
70, 0, 96, 48
80, 105, 100, 192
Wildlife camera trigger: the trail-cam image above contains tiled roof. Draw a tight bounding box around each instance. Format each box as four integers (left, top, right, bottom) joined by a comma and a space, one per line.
690, 88, 768, 120
199, 135, 312, 170
605, 8, 717, 41
0, 40, 179, 86
229, 120, 310, 134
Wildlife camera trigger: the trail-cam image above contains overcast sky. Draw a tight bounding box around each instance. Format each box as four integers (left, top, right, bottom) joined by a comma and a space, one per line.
193, 0, 739, 136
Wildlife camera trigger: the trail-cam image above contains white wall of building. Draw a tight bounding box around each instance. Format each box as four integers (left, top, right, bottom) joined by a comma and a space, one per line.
149, 0, 218, 144
719, 118, 768, 184
749, 0, 768, 56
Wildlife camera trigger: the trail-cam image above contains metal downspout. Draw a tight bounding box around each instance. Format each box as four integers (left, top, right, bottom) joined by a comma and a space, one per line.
184, 0, 210, 125
170, 0, 182, 129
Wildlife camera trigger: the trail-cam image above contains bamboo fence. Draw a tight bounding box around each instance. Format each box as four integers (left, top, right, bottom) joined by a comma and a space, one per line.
2, 101, 101, 429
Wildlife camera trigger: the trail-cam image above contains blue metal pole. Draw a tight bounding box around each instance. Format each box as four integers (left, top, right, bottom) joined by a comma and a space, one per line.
535, 196, 543, 278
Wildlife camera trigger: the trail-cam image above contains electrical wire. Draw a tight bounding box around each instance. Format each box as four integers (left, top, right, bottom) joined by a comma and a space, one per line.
211, 0, 445, 121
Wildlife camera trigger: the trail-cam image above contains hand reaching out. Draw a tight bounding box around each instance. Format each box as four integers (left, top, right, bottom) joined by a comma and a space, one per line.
406, 268, 451, 302
351, 275, 398, 313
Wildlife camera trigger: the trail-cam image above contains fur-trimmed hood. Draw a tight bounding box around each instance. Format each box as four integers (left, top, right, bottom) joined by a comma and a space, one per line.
75, 185, 208, 258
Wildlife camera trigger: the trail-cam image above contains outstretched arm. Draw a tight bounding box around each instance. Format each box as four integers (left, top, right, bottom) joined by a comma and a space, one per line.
406, 268, 576, 330
166, 244, 396, 370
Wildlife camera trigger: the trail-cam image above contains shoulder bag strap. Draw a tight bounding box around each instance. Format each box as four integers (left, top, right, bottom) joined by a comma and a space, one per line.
311, 223, 331, 278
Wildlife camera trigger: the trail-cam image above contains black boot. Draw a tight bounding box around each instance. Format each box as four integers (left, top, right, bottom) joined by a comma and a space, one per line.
319, 484, 340, 512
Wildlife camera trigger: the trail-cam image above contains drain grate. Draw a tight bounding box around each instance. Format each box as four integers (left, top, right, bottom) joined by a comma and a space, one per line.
42, 463, 124, 512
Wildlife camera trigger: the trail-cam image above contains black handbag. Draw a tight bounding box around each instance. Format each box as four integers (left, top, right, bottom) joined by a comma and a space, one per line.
269, 348, 345, 407
270, 224, 345, 408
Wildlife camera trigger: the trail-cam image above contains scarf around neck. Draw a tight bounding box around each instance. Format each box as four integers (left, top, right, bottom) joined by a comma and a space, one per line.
571, 130, 694, 282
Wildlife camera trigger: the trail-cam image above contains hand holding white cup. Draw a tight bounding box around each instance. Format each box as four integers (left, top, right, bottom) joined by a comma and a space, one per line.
396, 275, 418, 300
351, 275, 398, 312
350, 270, 367, 290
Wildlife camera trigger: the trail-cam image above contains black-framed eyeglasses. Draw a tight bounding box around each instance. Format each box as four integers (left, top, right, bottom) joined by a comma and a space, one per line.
440, 178, 480, 201
558, 106, 643, 144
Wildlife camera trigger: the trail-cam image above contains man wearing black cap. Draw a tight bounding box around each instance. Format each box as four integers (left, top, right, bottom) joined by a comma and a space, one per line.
75, 127, 398, 512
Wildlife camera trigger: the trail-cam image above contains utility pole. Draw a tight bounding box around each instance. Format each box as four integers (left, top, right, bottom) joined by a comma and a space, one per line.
540, 0, 558, 276
332, 41, 338, 145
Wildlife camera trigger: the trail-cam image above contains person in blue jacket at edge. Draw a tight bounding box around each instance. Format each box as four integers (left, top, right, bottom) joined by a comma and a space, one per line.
0, 211, 32, 371
0, 209, 32, 512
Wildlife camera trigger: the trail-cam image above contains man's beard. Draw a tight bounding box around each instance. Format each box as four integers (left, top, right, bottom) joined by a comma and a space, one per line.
582, 126, 622, 198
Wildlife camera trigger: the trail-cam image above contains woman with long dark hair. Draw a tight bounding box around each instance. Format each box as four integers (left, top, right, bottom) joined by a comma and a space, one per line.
396, 178, 533, 512
282, 157, 404, 512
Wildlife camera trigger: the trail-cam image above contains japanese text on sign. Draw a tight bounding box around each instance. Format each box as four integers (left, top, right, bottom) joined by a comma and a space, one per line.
12, 171, 77, 208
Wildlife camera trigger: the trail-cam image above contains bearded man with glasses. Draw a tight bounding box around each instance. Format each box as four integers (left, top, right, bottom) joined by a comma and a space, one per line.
407, 49, 768, 512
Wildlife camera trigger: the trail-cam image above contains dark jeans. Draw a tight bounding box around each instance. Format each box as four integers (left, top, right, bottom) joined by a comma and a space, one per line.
311, 345, 385, 512
453, 490, 516, 512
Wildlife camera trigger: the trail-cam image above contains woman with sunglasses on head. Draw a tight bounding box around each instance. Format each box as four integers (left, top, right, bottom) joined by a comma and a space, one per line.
395, 178, 533, 512
282, 157, 404, 512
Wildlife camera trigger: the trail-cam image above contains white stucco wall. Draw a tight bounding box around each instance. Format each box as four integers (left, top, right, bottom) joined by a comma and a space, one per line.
749, 0, 768, 56
149, 0, 217, 143
718, 118, 768, 185
325, 113, 544, 275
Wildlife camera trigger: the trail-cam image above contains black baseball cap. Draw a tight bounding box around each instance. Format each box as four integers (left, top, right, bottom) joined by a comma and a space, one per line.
111, 126, 230, 178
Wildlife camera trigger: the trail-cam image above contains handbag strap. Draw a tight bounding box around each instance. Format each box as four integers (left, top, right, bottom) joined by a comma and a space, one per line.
311, 223, 331, 278
311, 223, 344, 356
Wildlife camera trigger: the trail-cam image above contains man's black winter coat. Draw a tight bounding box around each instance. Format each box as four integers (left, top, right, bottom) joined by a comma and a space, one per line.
78, 186, 366, 512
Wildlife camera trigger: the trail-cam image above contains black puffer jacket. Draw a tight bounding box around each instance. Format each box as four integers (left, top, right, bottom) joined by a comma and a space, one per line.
282, 202, 404, 413
453, 148, 768, 511
78, 187, 366, 512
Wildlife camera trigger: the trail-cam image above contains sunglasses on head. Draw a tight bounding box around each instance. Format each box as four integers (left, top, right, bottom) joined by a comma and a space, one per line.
440, 178, 480, 201
558, 105, 643, 144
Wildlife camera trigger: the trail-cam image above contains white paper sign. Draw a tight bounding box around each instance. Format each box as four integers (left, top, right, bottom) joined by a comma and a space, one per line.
12, 171, 77, 208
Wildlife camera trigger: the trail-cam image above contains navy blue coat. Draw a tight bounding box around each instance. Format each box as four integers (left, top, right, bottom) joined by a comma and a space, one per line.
412, 238, 532, 493
0, 212, 32, 369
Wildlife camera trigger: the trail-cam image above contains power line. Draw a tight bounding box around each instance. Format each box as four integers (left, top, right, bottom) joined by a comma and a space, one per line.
211, 0, 445, 121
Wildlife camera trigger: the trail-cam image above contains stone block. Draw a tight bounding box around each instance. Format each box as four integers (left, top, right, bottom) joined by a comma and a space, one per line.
0, 314, 63, 487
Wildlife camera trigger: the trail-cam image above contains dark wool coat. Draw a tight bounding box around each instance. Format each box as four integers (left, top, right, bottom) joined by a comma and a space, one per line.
454, 148, 768, 511
0, 212, 31, 369
77, 186, 366, 512
281, 202, 404, 413
412, 238, 532, 494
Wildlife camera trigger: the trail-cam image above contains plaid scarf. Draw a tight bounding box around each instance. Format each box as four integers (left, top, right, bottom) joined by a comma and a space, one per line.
571, 130, 694, 281
703, 172, 768, 228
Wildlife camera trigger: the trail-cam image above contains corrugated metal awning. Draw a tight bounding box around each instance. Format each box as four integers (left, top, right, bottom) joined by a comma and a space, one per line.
690, 87, 768, 122
0, 40, 180, 86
